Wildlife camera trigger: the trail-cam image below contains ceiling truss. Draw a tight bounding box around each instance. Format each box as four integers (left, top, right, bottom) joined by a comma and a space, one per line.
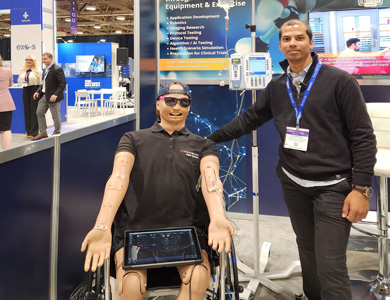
0, 0, 134, 38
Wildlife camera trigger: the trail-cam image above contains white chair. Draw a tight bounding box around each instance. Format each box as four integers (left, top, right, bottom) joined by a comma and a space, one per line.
104, 88, 129, 115
74, 91, 96, 117
366, 103, 390, 298
352, 103, 390, 297
96, 89, 113, 115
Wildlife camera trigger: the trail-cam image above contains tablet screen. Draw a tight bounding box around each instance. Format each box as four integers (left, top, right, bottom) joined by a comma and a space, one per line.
123, 227, 203, 269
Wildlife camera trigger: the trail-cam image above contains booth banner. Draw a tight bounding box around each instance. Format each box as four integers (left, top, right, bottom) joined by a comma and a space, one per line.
159, 0, 250, 80
10, 7, 41, 25
160, 0, 390, 80
70, 0, 78, 35
10, 24, 42, 75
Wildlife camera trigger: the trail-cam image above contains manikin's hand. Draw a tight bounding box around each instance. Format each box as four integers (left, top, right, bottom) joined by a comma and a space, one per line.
81, 229, 112, 272
208, 217, 235, 253
342, 190, 369, 223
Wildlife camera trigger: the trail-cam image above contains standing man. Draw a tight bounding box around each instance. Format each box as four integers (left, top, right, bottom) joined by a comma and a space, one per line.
207, 19, 376, 300
32, 52, 66, 140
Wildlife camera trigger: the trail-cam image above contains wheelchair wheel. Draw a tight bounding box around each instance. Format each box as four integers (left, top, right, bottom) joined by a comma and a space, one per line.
214, 238, 241, 300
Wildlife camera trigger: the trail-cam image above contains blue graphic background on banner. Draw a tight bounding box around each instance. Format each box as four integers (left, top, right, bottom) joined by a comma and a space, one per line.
11, 8, 41, 25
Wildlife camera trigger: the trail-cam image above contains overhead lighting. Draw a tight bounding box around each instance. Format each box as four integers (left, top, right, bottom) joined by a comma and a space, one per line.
68, 40, 74, 43
4, 34, 10, 37
65, 18, 71, 22
77, 31, 83, 34
93, 25, 101, 29
86, 5, 96, 11
115, 30, 122, 34
116, 16, 125, 21
98, 39, 106, 43
57, 37, 68, 43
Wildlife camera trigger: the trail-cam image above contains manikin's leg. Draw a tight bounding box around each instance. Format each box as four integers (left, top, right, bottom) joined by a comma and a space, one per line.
121, 272, 146, 300
176, 250, 211, 300
1, 130, 12, 150
114, 248, 147, 300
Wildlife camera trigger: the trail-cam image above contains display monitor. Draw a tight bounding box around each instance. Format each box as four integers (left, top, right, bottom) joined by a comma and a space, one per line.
75, 55, 105, 73
248, 56, 266, 76
309, 7, 390, 75
123, 227, 203, 270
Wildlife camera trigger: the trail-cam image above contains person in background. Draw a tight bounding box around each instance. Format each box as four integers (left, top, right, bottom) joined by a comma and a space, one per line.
32, 52, 66, 140
88, 57, 98, 72
207, 20, 376, 300
95, 59, 104, 72
0, 55, 15, 151
342, 38, 361, 53
18, 55, 42, 138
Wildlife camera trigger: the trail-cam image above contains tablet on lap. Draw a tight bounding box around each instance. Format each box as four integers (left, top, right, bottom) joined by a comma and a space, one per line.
123, 226, 204, 270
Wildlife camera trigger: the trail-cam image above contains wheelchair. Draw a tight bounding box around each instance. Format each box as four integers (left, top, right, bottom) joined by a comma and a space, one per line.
73, 235, 242, 300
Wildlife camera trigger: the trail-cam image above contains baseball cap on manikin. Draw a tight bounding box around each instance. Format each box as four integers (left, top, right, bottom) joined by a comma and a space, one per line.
156, 81, 192, 115
156, 81, 192, 100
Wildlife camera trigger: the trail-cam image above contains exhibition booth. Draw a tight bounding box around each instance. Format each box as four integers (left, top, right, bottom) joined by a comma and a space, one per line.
1, 0, 390, 299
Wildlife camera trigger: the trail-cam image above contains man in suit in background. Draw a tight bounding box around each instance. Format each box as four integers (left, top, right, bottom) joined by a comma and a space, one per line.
32, 52, 66, 140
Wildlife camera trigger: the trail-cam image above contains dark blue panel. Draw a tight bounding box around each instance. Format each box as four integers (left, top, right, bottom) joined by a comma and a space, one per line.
57, 121, 136, 299
361, 86, 390, 103
139, 0, 158, 130
10, 88, 25, 133
186, 85, 250, 213
0, 149, 52, 300
0, 0, 40, 10
257, 120, 287, 216
11, 7, 41, 25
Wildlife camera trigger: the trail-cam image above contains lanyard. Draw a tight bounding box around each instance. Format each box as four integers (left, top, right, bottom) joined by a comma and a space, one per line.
286, 60, 322, 128
43, 64, 53, 80
24, 69, 32, 82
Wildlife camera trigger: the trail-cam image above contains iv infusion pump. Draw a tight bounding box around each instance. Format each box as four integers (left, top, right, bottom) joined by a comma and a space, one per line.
229, 52, 272, 90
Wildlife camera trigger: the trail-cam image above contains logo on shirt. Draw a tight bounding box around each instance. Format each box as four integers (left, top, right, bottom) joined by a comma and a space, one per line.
180, 149, 199, 159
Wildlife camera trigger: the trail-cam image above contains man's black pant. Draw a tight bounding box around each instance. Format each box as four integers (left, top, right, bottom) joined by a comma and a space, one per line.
278, 168, 352, 300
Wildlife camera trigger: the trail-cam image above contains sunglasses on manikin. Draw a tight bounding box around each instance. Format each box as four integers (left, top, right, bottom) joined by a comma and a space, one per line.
159, 96, 191, 108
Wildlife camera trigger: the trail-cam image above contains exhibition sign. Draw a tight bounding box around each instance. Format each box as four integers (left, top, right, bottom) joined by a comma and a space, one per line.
159, 0, 250, 80
10, 24, 42, 76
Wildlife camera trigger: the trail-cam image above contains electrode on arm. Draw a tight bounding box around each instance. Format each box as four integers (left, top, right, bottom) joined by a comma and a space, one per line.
81, 152, 134, 271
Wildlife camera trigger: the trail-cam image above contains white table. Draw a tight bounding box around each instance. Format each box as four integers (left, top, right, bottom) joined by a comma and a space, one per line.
88, 89, 113, 114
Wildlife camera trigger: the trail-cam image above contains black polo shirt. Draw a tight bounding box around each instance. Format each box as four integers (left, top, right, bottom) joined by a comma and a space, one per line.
113, 122, 218, 248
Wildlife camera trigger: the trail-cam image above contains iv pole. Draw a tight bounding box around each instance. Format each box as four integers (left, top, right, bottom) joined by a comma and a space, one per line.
233, 0, 302, 298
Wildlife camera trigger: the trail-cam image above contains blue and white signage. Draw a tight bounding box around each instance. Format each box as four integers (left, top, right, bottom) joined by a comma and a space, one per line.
11, 8, 41, 25
70, 0, 78, 34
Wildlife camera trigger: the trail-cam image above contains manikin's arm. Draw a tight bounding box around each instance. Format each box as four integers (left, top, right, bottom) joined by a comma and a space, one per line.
200, 155, 234, 253
81, 151, 134, 272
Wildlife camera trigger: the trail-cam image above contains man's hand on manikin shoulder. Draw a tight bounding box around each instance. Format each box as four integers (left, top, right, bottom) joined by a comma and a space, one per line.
342, 190, 369, 223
